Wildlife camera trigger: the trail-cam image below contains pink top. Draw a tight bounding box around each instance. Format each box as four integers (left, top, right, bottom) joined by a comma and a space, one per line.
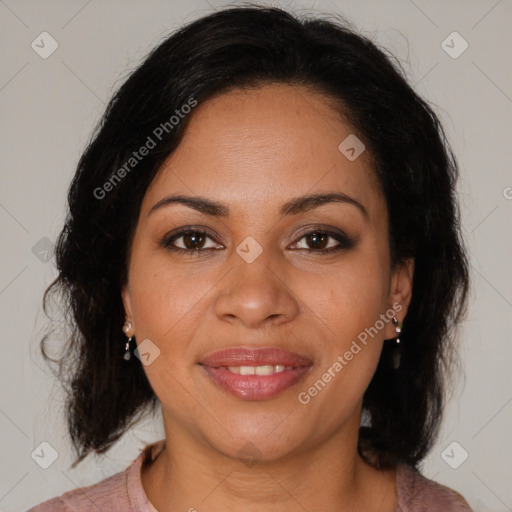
27, 439, 472, 511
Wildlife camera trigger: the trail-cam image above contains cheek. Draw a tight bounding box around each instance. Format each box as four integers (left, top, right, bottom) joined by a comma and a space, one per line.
127, 261, 206, 411
293, 249, 390, 402
298, 253, 390, 336
128, 256, 209, 356
296, 261, 388, 419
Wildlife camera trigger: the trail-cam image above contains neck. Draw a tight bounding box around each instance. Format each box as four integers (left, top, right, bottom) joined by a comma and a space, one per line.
141, 412, 397, 512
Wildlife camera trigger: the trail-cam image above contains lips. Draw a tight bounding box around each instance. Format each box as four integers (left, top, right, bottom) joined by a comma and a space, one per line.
200, 347, 313, 368
198, 347, 313, 400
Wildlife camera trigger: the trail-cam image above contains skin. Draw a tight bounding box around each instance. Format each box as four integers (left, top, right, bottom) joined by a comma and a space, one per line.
122, 83, 414, 512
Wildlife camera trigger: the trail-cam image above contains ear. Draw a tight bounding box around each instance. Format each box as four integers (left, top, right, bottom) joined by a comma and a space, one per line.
384, 258, 414, 339
121, 283, 134, 331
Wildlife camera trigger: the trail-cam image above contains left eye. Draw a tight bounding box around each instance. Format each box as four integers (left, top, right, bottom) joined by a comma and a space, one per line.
294, 232, 339, 250
290, 230, 352, 252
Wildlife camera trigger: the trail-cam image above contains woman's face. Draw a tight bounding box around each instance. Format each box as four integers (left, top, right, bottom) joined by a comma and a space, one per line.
122, 83, 413, 462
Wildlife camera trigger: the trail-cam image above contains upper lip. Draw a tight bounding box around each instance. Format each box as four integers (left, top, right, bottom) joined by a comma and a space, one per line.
199, 347, 313, 368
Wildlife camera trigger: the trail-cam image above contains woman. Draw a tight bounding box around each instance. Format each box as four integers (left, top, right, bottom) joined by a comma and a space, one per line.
30, 5, 471, 511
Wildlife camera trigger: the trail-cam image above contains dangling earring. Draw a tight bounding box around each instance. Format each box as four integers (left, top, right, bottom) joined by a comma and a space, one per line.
392, 316, 402, 344
123, 321, 133, 361
391, 317, 403, 369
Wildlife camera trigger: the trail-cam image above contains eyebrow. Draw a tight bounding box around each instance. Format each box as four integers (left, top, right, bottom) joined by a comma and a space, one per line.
148, 192, 368, 219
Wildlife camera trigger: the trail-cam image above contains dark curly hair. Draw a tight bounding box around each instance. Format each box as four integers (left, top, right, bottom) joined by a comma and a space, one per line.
40, 4, 470, 469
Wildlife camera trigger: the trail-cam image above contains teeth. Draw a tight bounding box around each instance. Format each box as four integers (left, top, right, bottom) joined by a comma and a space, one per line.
255, 365, 274, 376
240, 366, 255, 375
226, 365, 292, 375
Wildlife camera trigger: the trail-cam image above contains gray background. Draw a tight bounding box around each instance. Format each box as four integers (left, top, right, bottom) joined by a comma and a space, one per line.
1, 1, 511, 511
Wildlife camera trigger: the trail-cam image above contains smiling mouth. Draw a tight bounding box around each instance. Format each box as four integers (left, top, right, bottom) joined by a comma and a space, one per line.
198, 347, 313, 400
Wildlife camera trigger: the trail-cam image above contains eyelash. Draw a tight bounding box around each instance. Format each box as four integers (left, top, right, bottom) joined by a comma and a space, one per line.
161, 225, 355, 256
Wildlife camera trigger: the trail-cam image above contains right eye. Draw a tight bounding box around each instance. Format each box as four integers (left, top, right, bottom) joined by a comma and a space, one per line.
161, 228, 223, 254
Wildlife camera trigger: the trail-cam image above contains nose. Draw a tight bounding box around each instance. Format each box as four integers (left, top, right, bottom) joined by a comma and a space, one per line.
214, 250, 300, 330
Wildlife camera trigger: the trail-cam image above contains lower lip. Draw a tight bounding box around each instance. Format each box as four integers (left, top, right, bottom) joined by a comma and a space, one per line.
200, 365, 312, 400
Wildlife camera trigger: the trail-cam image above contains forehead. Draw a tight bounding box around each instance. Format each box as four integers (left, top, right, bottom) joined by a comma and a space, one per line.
142, 83, 384, 221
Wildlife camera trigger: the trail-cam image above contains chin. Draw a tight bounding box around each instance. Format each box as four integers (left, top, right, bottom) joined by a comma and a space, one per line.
202, 417, 313, 466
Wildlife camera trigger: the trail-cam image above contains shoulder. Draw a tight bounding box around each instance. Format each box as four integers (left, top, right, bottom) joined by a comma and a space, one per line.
26, 463, 132, 512
26, 440, 165, 512
25, 467, 129, 512
395, 464, 473, 511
